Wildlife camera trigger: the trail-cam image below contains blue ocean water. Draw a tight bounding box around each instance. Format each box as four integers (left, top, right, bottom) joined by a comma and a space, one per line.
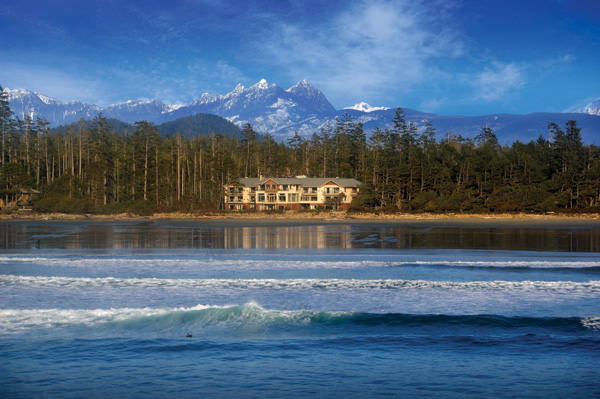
1, 221, 599, 398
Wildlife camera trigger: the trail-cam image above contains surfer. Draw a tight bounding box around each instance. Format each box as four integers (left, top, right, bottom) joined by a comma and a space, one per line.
186, 334, 192, 338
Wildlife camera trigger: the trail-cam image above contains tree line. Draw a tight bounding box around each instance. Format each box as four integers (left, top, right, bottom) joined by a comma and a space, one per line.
1, 86, 599, 214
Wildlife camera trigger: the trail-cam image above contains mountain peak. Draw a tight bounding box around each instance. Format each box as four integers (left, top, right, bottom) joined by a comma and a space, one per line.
4, 88, 30, 97
252, 79, 270, 90
286, 80, 336, 114
343, 102, 391, 113
577, 98, 600, 116
287, 79, 314, 92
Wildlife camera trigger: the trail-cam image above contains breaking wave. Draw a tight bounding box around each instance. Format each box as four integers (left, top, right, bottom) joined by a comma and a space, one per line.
1, 302, 598, 336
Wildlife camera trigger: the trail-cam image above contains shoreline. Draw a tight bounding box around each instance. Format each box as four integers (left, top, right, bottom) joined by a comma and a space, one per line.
1, 211, 599, 228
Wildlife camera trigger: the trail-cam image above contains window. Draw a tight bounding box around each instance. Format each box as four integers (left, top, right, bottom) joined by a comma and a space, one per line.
282, 185, 288, 191
278, 194, 286, 202
333, 187, 339, 193
311, 196, 318, 201
258, 194, 265, 202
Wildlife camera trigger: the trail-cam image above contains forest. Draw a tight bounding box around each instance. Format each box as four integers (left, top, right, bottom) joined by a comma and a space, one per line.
1, 86, 599, 215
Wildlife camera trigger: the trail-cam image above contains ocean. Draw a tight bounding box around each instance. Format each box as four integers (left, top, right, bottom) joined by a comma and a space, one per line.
1, 219, 599, 398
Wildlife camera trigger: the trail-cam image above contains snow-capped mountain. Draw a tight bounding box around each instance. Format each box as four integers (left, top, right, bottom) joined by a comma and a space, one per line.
4, 82, 600, 144
164, 79, 337, 133
344, 102, 391, 113
3, 79, 338, 137
5, 88, 100, 125
577, 98, 600, 116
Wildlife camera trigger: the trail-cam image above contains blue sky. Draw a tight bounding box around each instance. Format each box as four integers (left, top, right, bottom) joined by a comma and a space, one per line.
1, 0, 599, 115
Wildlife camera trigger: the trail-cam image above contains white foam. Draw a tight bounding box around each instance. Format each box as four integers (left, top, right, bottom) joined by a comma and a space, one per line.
2, 275, 599, 293
414, 260, 600, 268
582, 316, 600, 330
1, 255, 599, 271
0, 304, 212, 334
0, 302, 335, 335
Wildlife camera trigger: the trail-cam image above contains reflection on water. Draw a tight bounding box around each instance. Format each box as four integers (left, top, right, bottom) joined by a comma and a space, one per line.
1, 221, 599, 252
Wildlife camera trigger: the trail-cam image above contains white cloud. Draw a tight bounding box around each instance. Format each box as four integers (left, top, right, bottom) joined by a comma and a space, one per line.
0, 61, 110, 105
472, 62, 525, 102
420, 97, 450, 113
259, 0, 463, 107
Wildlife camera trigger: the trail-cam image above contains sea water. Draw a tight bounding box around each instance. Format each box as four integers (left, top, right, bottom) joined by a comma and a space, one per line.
1, 221, 599, 398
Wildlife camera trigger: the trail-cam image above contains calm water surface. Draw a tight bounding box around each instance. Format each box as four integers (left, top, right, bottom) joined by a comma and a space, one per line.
1, 219, 599, 398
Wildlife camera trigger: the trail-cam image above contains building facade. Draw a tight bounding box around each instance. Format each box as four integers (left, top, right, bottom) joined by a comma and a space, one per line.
0, 188, 40, 211
224, 177, 362, 211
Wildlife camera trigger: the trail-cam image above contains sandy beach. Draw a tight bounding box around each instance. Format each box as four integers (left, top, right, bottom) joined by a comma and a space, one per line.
1, 211, 599, 229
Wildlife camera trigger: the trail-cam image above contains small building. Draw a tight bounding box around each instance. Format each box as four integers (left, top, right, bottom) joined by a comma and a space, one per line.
0, 188, 40, 211
224, 177, 362, 211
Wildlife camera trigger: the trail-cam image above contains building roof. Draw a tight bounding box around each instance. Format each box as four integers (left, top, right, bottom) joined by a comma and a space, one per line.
19, 188, 41, 194
237, 177, 362, 188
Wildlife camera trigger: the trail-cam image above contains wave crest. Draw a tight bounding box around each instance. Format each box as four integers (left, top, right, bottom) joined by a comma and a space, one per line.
1, 303, 597, 336
3, 275, 599, 293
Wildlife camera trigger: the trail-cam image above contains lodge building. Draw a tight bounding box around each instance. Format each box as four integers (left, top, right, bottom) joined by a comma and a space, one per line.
224, 177, 362, 211
0, 188, 40, 211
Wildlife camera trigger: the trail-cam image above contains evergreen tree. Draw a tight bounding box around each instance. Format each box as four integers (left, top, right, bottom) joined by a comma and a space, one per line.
0, 84, 596, 216
241, 123, 257, 177
475, 125, 499, 148
0, 86, 15, 167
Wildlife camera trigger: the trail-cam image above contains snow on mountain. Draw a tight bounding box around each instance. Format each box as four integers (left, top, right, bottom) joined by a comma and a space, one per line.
4, 80, 339, 137
344, 102, 391, 113
104, 99, 172, 123
287, 80, 336, 114
4, 83, 600, 144
4, 89, 177, 125
163, 79, 336, 134
4, 88, 100, 125
577, 98, 600, 116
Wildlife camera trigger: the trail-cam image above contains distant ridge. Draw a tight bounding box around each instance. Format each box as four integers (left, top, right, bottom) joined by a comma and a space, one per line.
50, 113, 241, 140
4, 82, 600, 144
158, 113, 241, 139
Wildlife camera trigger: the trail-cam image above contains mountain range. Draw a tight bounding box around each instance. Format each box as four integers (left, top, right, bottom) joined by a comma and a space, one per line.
4, 80, 600, 144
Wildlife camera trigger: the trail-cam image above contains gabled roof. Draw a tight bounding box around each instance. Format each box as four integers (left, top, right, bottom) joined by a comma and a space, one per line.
19, 188, 41, 194
237, 177, 362, 187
